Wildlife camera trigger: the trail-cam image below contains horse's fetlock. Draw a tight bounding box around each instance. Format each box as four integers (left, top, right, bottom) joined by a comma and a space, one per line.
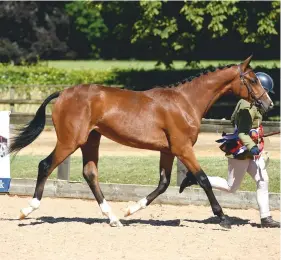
212, 205, 223, 216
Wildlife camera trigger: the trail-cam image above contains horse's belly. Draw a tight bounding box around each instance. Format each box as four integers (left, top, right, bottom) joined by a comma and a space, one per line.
95, 124, 169, 152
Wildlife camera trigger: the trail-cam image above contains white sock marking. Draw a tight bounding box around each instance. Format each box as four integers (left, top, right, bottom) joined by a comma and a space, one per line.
100, 199, 122, 226
127, 198, 147, 216
20, 198, 40, 218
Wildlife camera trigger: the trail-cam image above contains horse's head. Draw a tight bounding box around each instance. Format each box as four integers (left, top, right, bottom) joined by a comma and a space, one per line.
230, 55, 274, 114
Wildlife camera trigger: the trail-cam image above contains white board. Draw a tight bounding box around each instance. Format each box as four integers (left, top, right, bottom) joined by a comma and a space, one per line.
0, 111, 11, 192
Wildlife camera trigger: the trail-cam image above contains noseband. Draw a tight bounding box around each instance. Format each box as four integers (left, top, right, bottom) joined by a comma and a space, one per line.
238, 65, 266, 108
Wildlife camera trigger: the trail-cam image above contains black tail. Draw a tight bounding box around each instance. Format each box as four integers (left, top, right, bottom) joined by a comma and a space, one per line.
9, 92, 60, 154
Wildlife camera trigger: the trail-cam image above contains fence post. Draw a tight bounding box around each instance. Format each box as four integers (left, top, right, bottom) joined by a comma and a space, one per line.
9, 87, 15, 113
57, 156, 70, 181
177, 159, 187, 186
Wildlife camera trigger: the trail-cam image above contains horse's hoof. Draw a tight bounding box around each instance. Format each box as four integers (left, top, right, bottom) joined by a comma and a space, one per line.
124, 207, 131, 217
110, 220, 123, 227
18, 210, 26, 220
179, 172, 198, 193
220, 221, 231, 229
219, 216, 232, 229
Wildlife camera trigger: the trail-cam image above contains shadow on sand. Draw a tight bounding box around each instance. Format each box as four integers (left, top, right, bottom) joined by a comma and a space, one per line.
1, 214, 260, 228
183, 216, 261, 228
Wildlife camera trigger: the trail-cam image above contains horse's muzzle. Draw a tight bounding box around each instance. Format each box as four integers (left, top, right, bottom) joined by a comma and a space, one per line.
268, 102, 274, 111
257, 101, 274, 114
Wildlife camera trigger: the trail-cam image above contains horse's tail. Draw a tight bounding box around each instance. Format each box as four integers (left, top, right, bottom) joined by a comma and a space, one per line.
9, 91, 60, 154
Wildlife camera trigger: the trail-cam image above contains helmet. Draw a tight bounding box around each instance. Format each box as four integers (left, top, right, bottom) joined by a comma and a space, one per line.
256, 72, 274, 94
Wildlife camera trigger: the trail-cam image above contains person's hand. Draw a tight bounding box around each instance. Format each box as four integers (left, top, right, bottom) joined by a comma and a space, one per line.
250, 145, 260, 156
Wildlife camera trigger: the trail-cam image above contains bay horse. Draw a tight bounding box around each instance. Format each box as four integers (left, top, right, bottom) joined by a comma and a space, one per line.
9, 56, 273, 228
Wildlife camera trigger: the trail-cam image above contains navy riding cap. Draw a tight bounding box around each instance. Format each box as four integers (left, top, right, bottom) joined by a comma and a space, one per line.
256, 72, 274, 94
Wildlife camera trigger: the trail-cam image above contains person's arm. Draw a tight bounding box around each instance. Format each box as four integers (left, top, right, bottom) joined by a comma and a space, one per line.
230, 100, 241, 127
237, 108, 257, 151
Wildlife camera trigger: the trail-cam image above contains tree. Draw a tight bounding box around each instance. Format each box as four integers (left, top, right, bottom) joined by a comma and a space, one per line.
131, 1, 280, 67
65, 1, 108, 59
0, 1, 69, 64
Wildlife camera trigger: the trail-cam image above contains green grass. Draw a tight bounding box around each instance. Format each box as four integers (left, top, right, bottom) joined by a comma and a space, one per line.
268, 116, 280, 121
10, 155, 280, 193
43, 60, 280, 71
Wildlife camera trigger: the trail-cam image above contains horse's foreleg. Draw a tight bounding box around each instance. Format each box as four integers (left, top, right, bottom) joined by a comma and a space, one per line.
125, 152, 174, 217
81, 131, 122, 227
19, 142, 77, 219
177, 146, 231, 229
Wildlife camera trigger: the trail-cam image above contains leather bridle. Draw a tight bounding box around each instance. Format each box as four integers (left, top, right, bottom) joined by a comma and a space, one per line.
238, 64, 267, 108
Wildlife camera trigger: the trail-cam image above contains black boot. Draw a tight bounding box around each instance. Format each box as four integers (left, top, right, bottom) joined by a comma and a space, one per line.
179, 171, 198, 193
261, 216, 280, 228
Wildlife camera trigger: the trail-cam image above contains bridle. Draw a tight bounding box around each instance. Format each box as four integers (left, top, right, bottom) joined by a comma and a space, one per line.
202, 64, 268, 117
237, 64, 267, 108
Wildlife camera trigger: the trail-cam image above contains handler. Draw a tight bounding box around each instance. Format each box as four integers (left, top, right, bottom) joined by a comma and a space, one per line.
180, 72, 280, 228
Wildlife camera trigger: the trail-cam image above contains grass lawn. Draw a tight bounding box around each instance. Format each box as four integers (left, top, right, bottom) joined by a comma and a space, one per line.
10, 155, 280, 193
43, 60, 280, 71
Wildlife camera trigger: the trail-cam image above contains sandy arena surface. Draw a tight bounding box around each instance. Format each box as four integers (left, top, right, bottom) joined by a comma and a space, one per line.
0, 195, 280, 260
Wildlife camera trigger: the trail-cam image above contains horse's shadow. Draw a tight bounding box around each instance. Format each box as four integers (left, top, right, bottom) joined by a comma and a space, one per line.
183, 216, 260, 228
1, 215, 260, 228
5, 216, 181, 227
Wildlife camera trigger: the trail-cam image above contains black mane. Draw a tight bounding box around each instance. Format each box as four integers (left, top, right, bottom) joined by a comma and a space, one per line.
165, 63, 237, 88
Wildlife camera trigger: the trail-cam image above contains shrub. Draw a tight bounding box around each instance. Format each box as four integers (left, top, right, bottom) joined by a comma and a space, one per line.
0, 64, 118, 95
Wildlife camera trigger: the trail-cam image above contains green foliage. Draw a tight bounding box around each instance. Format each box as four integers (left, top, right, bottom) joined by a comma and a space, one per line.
46, 59, 280, 71
0, 64, 117, 95
205, 1, 239, 37
132, 1, 280, 66
65, 1, 108, 58
233, 1, 280, 47
0, 2, 279, 64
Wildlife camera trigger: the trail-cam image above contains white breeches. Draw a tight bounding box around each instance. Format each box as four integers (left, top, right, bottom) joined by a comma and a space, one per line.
208, 156, 270, 218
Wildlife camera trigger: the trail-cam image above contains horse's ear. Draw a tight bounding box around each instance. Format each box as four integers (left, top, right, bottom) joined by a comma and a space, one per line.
241, 55, 253, 71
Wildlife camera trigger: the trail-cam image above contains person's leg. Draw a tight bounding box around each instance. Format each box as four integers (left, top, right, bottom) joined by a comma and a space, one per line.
247, 157, 280, 228
208, 158, 249, 193
179, 158, 249, 193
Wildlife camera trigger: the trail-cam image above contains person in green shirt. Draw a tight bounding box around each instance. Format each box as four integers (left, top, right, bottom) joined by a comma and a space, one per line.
180, 72, 280, 228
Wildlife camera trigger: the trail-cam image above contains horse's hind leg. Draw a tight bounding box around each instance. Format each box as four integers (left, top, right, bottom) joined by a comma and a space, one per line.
81, 130, 123, 227
125, 152, 174, 217
19, 142, 77, 219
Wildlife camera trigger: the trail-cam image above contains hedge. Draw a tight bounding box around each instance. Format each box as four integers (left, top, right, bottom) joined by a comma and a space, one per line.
0, 64, 118, 95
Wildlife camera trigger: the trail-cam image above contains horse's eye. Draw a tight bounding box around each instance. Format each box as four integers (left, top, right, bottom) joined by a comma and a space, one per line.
250, 78, 257, 84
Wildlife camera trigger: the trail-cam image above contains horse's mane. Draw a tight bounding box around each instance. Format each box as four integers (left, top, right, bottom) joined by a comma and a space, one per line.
163, 63, 237, 88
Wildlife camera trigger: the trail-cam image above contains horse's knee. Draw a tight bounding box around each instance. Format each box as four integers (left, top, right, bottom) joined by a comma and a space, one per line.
83, 162, 98, 182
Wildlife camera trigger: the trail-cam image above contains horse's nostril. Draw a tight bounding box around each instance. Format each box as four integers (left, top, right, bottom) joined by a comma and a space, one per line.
268, 102, 274, 111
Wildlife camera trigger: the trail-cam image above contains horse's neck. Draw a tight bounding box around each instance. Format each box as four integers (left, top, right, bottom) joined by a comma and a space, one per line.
179, 67, 237, 119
